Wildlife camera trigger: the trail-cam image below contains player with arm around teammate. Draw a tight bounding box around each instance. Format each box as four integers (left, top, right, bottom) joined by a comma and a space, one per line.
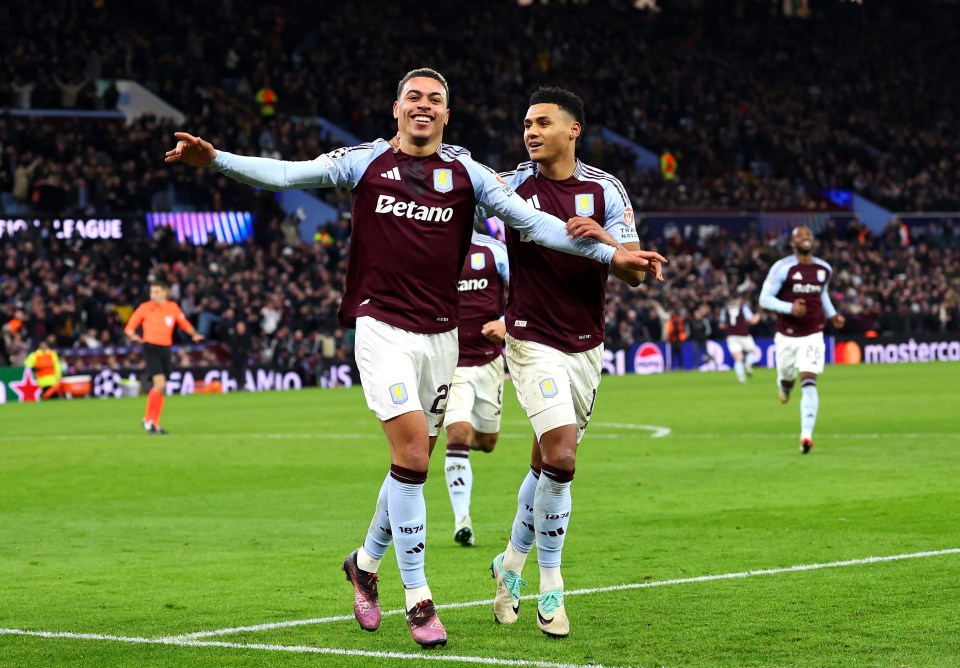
759, 226, 845, 453
166, 68, 663, 649
485, 87, 665, 638
443, 230, 510, 548
719, 294, 761, 384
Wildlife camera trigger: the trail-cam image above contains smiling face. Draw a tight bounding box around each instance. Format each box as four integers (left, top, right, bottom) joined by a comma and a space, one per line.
790, 226, 815, 256
523, 103, 580, 166
393, 77, 450, 149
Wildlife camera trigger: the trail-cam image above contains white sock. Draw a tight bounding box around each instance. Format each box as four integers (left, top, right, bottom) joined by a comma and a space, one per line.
503, 541, 529, 574
540, 566, 564, 593
357, 545, 381, 574
404, 584, 433, 610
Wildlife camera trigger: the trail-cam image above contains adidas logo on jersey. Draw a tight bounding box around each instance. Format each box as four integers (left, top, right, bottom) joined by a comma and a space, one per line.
380, 167, 401, 181
792, 271, 803, 280
526, 194, 541, 209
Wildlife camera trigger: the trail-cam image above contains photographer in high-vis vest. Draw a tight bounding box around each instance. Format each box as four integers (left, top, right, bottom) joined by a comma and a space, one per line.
24, 339, 63, 399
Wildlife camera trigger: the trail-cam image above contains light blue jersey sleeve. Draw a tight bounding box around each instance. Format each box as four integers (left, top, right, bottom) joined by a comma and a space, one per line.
759, 258, 795, 314
459, 157, 615, 265
598, 177, 640, 244
209, 140, 391, 191
470, 231, 509, 284
816, 259, 838, 318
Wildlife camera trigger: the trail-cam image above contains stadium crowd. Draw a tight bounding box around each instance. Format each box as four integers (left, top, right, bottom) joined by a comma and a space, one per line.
2, 214, 958, 375
2, 0, 959, 213
2, 1, 960, 375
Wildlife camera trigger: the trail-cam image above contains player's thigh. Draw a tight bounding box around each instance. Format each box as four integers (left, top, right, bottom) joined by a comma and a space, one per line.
726, 336, 744, 356
796, 332, 826, 375
774, 332, 799, 380
567, 344, 603, 443
469, 356, 505, 434
444, 365, 477, 429
505, 335, 576, 440
418, 327, 459, 437
354, 316, 428, 422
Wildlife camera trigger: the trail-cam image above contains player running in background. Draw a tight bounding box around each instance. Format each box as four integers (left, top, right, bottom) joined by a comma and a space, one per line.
124, 280, 204, 434
165, 68, 662, 649
759, 226, 845, 453
444, 230, 509, 548
484, 87, 664, 638
719, 294, 761, 383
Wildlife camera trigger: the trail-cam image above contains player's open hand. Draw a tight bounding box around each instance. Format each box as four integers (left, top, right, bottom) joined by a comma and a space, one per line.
388, 134, 401, 152
831, 314, 846, 329
191, 332, 205, 342
481, 319, 506, 343
165, 132, 216, 167
566, 217, 617, 246
612, 249, 667, 282
791, 299, 807, 317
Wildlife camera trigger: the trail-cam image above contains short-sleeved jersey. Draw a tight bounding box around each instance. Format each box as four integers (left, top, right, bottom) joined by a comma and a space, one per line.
720, 303, 755, 336
212, 140, 615, 335
457, 231, 509, 366
483, 160, 639, 353
759, 256, 836, 337
124, 300, 192, 347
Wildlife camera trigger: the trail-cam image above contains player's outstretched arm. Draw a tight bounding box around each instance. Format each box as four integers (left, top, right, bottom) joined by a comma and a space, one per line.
165, 132, 216, 167
166, 133, 384, 192
567, 217, 664, 284
611, 248, 667, 278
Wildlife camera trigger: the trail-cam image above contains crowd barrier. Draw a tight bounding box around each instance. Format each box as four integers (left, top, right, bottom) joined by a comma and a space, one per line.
4, 332, 957, 404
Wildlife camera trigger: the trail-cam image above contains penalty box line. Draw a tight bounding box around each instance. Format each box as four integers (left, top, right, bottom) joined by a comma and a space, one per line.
0, 629, 607, 668
170, 546, 960, 640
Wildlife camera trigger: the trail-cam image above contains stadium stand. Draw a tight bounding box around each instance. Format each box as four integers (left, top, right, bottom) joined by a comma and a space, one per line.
2, 0, 958, 373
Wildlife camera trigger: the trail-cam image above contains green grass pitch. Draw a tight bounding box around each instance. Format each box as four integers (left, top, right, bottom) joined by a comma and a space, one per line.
2, 362, 959, 667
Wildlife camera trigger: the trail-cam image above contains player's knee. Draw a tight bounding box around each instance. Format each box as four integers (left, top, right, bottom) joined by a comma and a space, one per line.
542, 448, 576, 472
474, 432, 498, 453
445, 422, 472, 446
153, 377, 166, 393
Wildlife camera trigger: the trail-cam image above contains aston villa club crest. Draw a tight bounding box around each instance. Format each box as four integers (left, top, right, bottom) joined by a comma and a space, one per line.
575, 193, 594, 217
433, 169, 453, 193
817, 269, 827, 282
539, 378, 559, 398
471, 252, 486, 271
389, 383, 409, 405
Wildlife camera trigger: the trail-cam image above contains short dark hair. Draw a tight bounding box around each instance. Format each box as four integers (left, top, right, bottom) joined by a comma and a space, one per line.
397, 68, 450, 104
150, 280, 169, 290
529, 86, 585, 126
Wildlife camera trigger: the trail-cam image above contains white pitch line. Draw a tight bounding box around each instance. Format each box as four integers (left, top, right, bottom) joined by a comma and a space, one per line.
0, 629, 607, 668
5, 431, 959, 442
172, 547, 960, 640
592, 422, 672, 438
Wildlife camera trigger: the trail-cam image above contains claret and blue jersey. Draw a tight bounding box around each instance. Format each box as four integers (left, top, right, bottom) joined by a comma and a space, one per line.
211, 140, 614, 336
759, 255, 838, 337
480, 159, 640, 353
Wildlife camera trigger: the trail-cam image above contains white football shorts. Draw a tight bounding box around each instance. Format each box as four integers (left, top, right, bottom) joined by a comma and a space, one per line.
505, 334, 602, 444
774, 331, 826, 380
354, 316, 458, 436
444, 356, 505, 434
726, 335, 757, 356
